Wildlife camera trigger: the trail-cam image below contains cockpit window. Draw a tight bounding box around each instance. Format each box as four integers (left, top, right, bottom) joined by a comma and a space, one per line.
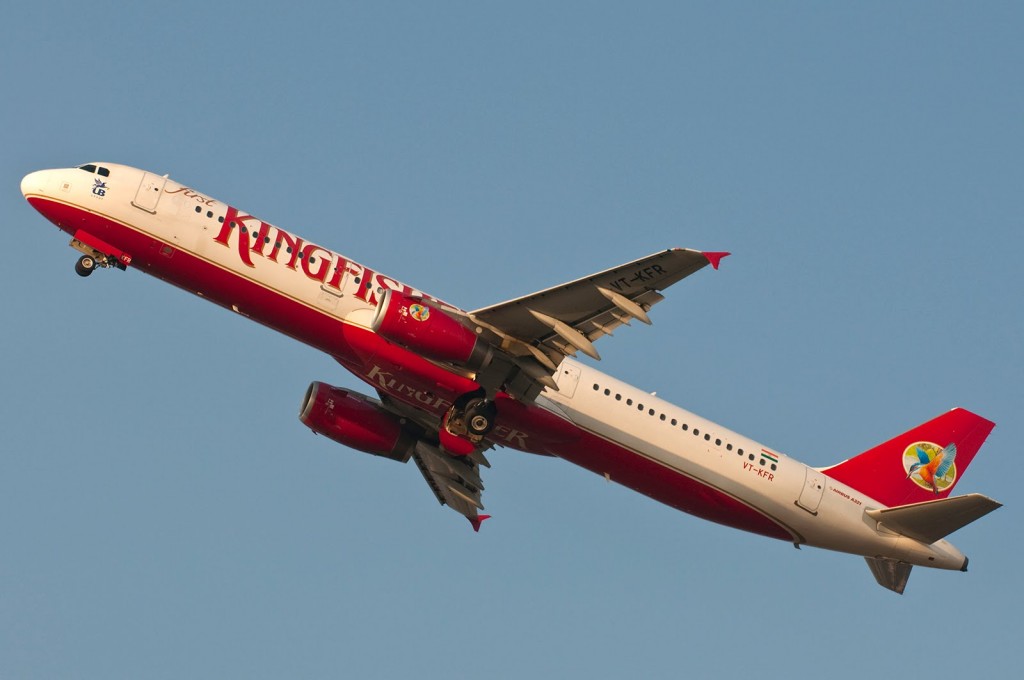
75, 164, 110, 176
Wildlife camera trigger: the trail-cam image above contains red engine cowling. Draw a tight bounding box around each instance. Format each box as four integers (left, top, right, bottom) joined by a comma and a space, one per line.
371, 289, 488, 366
299, 382, 415, 462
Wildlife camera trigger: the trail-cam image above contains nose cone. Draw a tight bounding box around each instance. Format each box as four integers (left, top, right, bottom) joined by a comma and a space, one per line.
21, 170, 49, 199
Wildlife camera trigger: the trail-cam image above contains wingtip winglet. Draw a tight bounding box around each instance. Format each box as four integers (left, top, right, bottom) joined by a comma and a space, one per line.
469, 514, 492, 532
702, 251, 731, 270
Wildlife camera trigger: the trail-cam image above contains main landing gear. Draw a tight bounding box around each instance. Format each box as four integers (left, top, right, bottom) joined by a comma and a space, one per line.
464, 397, 498, 437
443, 390, 498, 446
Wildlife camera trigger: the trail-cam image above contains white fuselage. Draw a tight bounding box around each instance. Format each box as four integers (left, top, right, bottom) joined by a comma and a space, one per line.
21, 163, 968, 571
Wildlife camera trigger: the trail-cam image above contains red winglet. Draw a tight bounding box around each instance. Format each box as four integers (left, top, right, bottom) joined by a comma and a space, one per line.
702, 251, 731, 270
469, 514, 491, 532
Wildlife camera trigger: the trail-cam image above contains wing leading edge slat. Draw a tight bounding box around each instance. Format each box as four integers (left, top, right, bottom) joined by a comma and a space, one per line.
471, 248, 713, 341
468, 249, 725, 389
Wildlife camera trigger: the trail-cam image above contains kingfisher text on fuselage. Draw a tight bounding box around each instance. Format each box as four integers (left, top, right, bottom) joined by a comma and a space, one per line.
211, 204, 448, 309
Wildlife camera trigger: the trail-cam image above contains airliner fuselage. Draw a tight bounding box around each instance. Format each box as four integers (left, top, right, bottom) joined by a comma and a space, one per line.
22, 162, 998, 593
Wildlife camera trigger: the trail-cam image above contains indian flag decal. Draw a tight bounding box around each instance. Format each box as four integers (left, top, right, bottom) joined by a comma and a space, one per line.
761, 449, 779, 464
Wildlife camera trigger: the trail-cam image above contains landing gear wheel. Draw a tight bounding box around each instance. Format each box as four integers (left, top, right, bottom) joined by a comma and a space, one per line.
465, 399, 497, 437
75, 255, 96, 277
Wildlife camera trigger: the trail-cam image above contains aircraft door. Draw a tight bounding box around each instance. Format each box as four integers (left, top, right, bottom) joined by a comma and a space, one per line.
796, 467, 826, 515
132, 172, 167, 214
554, 362, 580, 398
316, 262, 355, 313
318, 283, 345, 312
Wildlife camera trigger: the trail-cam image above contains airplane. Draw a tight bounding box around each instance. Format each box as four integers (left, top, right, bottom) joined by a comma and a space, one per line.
21, 162, 1000, 593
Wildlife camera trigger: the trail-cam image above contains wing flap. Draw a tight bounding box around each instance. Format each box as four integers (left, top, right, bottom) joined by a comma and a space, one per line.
865, 493, 1002, 544
471, 249, 714, 349
413, 442, 486, 521
468, 249, 725, 398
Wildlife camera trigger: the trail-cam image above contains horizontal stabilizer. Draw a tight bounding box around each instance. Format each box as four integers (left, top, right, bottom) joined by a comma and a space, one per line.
865, 557, 913, 594
866, 493, 1002, 544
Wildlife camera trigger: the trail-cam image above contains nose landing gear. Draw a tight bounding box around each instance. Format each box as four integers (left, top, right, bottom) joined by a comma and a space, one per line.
69, 235, 129, 277
74, 255, 97, 277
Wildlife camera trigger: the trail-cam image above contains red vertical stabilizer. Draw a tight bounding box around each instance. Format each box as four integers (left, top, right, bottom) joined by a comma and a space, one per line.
824, 408, 995, 507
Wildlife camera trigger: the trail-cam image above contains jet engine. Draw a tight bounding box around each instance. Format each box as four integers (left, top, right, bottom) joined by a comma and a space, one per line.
371, 289, 492, 369
299, 381, 416, 462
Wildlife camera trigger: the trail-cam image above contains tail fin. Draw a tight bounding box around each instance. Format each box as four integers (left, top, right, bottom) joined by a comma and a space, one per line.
865, 557, 913, 594
824, 408, 995, 507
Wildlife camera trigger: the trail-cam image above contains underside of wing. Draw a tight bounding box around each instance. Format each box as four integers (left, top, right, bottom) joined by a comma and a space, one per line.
413, 441, 491, 528
376, 392, 493, 530
468, 248, 727, 394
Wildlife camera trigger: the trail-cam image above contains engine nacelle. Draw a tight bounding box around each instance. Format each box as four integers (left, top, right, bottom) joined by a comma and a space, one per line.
299, 382, 415, 462
371, 289, 490, 368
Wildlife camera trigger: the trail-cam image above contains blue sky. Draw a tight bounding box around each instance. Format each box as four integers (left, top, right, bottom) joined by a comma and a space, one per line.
2, 2, 1021, 677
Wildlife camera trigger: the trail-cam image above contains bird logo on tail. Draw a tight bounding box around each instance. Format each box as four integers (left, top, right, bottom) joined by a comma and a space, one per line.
904, 442, 958, 494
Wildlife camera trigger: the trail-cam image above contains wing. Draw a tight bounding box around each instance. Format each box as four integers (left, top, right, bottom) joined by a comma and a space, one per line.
468, 249, 727, 396
376, 392, 492, 530
361, 248, 727, 525
413, 441, 491, 530
935, 443, 958, 478
915, 446, 931, 465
